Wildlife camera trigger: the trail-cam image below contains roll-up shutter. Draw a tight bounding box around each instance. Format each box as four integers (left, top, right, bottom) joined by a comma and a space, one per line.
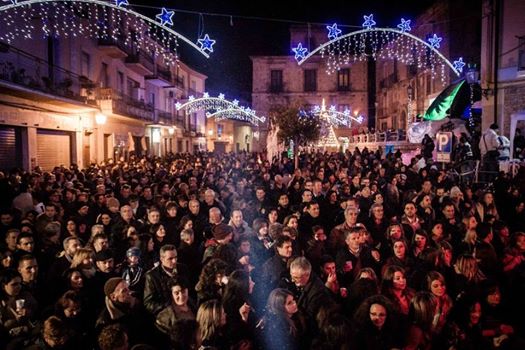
37, 129, 71, 171
0, 126, 21, 171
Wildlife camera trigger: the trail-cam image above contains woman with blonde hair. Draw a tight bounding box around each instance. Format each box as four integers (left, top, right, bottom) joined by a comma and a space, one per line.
70, 248, 96, 279
451, 254, 486, 301
196, 299, 227, 349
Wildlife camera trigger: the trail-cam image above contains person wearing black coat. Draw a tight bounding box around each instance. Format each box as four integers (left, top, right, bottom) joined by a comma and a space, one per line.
143, 244, 188, 316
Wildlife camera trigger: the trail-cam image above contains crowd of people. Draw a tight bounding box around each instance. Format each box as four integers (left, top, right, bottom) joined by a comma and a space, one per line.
1, 144, 525, 350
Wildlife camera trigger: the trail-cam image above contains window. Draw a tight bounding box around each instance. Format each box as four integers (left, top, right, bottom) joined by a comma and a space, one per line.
337, 69, 350, 91
304, 69, 317, 92
100, 63, 109, 88
270, 70, 283, 92
519, 36, 525, 71
127, 78, 139, 99
338, 104, 350, 113
81, 51, 90, 78
117, 71, 124, 92
217, 124, 223, 138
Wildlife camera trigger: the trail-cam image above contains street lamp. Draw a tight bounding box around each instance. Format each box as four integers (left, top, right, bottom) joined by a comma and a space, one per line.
95, 113, 107, 125
465, 64, 479, 129
407, 84, 414, 127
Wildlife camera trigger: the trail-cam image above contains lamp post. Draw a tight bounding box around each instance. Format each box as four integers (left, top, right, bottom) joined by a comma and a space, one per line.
407, 84, 414, 128
465, 64, 479, 130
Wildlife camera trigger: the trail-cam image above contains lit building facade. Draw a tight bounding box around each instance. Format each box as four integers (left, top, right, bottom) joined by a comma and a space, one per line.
481, 0, 525, 156
251, 25, 369, 152
0, 16, 207, 171
375, 0, 481, 132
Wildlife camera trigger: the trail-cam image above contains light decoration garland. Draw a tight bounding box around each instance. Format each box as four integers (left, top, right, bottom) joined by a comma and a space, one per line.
0, 0, 213, 65
175, 94, 265, 126
296, 15, 462, 84
311, 104, 363, 127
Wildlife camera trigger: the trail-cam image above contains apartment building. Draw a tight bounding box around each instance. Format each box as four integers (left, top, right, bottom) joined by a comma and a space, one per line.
0, 15, 207, 171
375, 0, 481, 132
251, 25, 369, 152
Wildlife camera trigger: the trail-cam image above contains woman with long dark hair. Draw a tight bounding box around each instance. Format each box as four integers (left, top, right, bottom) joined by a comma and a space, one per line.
351, 294, 402, 350
257, 288, 304, 350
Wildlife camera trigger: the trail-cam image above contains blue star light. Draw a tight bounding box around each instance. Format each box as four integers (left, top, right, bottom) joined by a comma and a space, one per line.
198, 34, 216, 53
362, 14, 376, 30
218, 93, 225, 100
326, 23, 342, 40
453, 57, 466, 73
156, 8, 174, 26
292, 43, 308, 62
397, 18, 411, 33
114, 0, 128, 7
428, 34, 443, 48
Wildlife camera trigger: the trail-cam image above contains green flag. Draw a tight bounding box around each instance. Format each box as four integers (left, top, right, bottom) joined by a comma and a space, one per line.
424, 80, 465, 121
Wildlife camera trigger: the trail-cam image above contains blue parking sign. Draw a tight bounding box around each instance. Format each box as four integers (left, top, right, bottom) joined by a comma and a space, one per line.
436, 132, 452, 162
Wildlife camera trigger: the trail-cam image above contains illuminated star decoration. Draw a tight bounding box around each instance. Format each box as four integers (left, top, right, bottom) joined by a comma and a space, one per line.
326, 23, 342, 40
292, 43, 308, 62
362, 14, 376, 30
453, 57, 466, 73
232, 99, 239, 106
114, 0, 128, 7
197, 34, 216, 53
203, 92, 209, 98
397, 18, 411, 33
218, 93, 225, 100
156, 8, 174, 26
428, 34, 443, 48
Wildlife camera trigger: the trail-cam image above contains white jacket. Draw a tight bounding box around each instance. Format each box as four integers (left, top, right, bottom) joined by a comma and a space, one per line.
479, 129, 500, 156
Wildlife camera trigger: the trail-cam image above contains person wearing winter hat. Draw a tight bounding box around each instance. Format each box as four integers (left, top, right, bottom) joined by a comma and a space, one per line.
122, 247, 144, 296
96, 277, 149, 347
202, 223, 236, 267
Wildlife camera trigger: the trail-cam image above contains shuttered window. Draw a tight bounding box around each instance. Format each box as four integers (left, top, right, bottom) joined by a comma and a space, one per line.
37, 130, 71, 171
0, 126, 21, 171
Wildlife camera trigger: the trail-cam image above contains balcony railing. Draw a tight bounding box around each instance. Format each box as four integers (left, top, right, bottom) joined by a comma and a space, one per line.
97, 88, 154, 121
155, 109, 173, 124
0, 42, 96, 105
125, 51, 155, 73
174, 76, 184, 89
156, 65, 171, 82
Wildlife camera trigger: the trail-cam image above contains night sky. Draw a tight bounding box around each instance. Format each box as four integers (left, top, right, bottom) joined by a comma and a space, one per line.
134, 0, 441, 102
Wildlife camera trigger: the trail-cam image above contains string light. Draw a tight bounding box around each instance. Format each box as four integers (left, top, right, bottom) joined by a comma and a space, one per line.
176, 94, 265, 126
0, 0, 213, 64
298, 15, 460, 84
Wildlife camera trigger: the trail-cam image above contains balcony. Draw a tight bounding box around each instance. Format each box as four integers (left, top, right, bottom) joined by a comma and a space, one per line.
269, 84, 283, 93
155, 109, 173, 124
0, 42, 97, 106
125, 51, 154, 75
97, 36, 128, 59
146, 65, 172, 87
97, 88, 154, 121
